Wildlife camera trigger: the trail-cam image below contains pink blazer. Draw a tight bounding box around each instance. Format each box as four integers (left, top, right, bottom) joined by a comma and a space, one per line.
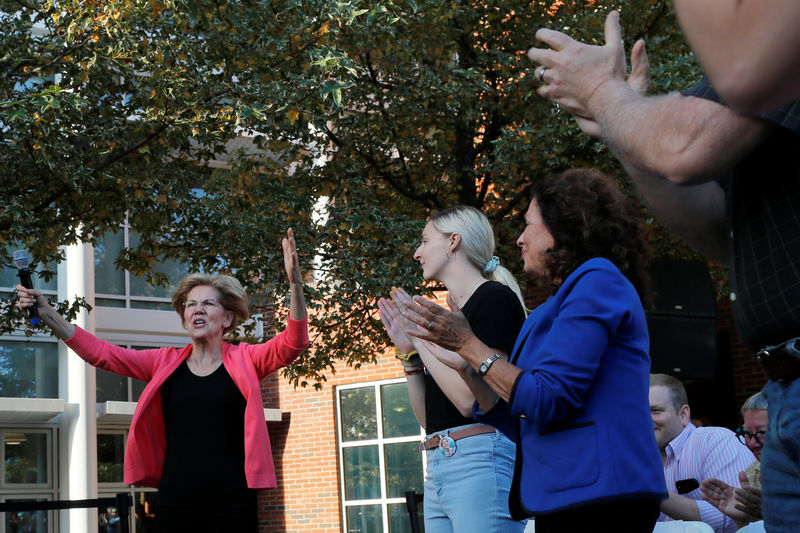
64, 317, 309, 488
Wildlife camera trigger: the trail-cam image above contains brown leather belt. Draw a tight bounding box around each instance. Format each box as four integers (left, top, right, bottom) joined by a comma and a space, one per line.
418, 424, 496, 451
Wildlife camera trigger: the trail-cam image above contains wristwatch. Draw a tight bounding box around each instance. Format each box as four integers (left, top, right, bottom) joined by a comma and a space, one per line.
478, 354, 502, 376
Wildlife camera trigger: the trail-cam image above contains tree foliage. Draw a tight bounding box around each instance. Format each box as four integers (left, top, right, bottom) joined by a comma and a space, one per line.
1, 0, 703, 387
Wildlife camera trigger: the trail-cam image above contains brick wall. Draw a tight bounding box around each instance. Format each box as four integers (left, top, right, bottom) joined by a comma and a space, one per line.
257, 346, 406, 532
716, 298, 768, 411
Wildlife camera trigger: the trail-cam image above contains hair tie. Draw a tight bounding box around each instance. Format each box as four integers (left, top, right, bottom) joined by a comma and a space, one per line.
483, 256, 500, 274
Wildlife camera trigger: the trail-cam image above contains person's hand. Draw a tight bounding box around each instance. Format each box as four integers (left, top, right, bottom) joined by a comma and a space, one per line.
377, 295, 416, 354
282, 228, 303, 285
733, 470, 763, 520
420, 339, 471, 373
16, 284, 47, 312
627, 38, 650, 96
545, 26, 650, 140
391, 288, 475, 353
527, 10, 628, 118
701, 474, 761, 527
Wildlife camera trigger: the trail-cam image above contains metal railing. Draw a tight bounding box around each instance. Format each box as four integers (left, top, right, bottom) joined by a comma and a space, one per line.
0, 492, 132, 533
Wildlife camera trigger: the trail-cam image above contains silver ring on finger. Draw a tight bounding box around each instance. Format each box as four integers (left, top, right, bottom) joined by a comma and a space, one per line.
538, 66, 547, 83
427, 321, 433, 330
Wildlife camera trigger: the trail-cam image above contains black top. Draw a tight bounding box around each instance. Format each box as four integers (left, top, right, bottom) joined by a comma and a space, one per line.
158, 361, 255, 508
685, 79, 800, 350
424, 281, 526, 433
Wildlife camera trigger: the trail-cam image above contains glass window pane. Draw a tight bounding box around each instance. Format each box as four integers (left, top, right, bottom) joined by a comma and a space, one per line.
340, 387, 377, 441
384, 442, 423, 498
343, 445, 380, 500
97, 434, 125, 483
97, 368, 128, 403
130, 300, 173, 311
131, 378, 146, 402
5, 501, 50, 532
345, 504, 382, 533
128, 232, 188, 299
5, 432, 48, 484
96, 297, 126, 308
94, 231, 125, 295
389, 501, 421, 533
134, 491, 157, 532
0, 243, 57, 291
0, 341, 58, 398
381, 383, 419, 438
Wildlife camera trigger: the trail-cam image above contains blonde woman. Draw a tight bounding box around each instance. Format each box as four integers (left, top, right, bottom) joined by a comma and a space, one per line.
379, 206, 527, 532
16, 229, 308, 533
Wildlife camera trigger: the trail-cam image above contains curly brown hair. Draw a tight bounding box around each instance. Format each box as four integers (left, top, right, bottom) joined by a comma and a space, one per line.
532, 168, 650, 299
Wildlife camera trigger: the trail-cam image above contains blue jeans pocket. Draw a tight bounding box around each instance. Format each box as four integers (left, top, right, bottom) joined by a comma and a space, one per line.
534, 421, 599, 493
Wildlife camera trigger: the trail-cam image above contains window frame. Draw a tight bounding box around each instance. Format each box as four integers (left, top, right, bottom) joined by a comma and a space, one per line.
0, 424, 59, 533
0, 336, 61, 400
336, 378, 426, 533
96, 426, 156, 533
93, 221, 187, 311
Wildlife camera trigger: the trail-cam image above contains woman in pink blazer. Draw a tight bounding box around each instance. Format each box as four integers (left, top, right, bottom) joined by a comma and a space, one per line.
16, 229, 309, 533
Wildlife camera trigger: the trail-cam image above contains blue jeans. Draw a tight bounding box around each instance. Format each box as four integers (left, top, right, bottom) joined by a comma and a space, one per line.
761, 378, 800, 533
423, 423, 526, 533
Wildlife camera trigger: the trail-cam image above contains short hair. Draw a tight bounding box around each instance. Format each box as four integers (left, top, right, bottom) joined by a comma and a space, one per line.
741, 391, 768, 417
650, 373, 688, 413
531, 168, 650, 299
430, 205, 526, 313
171, 273, 249, 334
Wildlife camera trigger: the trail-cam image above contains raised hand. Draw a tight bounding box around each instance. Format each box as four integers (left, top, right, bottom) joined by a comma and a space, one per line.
527, 10, 628, 118
377, 295, 415, 354
282, 228, 302, 285
282, 228, 307, 320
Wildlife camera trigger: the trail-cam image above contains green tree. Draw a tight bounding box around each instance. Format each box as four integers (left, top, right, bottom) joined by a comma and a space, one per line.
1, 0, 702, 387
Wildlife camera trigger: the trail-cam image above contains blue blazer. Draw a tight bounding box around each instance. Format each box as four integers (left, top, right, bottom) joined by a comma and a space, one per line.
477, 258, 667, 516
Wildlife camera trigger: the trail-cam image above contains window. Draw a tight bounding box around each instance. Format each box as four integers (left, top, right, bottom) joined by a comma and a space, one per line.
337, 380, 425, 533
96, 345, 156, 404
0, 246, 57, 295
97, 429, 156, 533
94, 225, 190, 311
0, 427, 58, 533
0, 340, 59, 399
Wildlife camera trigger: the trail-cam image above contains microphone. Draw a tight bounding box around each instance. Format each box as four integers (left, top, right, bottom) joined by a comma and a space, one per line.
13, 250, 41, 326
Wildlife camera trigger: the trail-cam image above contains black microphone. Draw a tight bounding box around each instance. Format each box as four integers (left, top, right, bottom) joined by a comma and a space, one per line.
13, 250, 41, 326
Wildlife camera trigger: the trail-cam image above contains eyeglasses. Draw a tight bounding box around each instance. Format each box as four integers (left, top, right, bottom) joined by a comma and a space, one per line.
735, 427, 767, 446
183, 299, 221, 311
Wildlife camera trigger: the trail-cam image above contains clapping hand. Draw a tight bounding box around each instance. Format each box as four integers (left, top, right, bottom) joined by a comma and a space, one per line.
377, 292, 416, 354
701, 471, 762, 527
390, 288, 475, 353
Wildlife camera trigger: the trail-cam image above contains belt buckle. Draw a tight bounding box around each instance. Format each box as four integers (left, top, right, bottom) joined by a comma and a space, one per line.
438, 434, 457, 457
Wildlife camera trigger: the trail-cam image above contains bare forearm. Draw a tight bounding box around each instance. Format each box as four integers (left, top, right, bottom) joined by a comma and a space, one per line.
660, 493, 701, 521
674, 0, 800, 115
416, 344, 477, 417
458, 336, 522, 404
288, 281, 307, 321
619, 160, 729, 263
589, 80, 770, 185
38, 303, 76, 341
403, 363, 427, 429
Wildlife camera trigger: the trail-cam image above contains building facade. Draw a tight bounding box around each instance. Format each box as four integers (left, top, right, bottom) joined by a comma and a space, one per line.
1, 236, 766, 533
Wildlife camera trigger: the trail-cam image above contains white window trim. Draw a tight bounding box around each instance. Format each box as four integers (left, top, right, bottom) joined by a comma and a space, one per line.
336, 378, 425, 533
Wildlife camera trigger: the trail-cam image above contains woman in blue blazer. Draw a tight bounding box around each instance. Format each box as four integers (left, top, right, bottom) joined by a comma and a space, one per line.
394, 169, 667, 532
